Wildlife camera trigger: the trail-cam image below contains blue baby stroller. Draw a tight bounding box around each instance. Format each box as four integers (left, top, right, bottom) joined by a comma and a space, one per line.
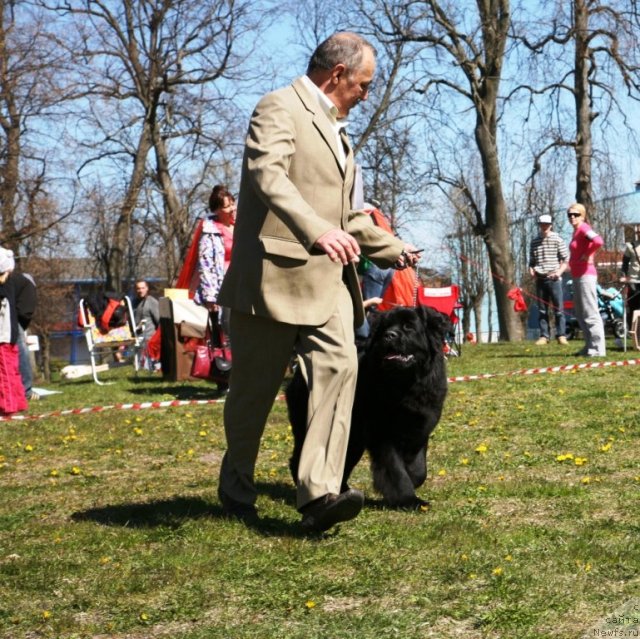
566, 283, 625, 340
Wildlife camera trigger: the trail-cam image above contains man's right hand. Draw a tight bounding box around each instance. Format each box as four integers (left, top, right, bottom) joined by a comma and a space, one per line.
314, 229, 361, 265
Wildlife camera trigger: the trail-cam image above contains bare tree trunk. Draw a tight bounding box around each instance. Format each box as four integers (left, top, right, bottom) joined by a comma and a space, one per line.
475, 100, 522, 340
107, 124, 153, 292
152, 131, 190, 279
473, 302, 483, 342
0, 6, 20, 251
573, 0, 595, 216
40, 333, 51, 382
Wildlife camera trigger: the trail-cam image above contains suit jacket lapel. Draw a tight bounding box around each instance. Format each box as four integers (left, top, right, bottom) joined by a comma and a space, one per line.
292, 77, 349, 177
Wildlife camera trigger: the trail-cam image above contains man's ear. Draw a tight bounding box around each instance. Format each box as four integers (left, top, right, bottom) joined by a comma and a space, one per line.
331, 63, 347, 84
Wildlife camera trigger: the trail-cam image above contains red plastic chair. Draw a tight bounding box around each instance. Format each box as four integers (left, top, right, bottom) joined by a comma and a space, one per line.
416, 284, 463, 355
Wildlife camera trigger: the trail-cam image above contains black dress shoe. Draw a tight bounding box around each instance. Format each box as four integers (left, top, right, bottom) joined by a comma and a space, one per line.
300, 488, 364, 532
219, 490, 258, 524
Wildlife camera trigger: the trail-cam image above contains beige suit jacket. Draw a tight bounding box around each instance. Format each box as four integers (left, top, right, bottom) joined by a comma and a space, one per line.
218, 77, 404, 327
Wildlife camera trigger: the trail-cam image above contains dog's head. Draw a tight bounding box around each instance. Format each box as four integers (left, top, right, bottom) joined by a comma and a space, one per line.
365, 306, 453, 371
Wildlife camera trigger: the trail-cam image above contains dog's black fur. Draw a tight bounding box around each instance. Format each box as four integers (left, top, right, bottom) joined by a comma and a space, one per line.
286, 305, 450, 509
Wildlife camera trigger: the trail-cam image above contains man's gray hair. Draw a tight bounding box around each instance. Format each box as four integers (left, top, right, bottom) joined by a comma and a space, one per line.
307, 32, 376, 76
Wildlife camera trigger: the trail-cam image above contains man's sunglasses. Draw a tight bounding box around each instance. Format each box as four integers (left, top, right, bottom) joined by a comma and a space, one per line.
567, 212, 581, 218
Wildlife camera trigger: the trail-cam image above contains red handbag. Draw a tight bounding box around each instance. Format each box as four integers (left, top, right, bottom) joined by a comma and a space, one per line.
190, 315, 232, 382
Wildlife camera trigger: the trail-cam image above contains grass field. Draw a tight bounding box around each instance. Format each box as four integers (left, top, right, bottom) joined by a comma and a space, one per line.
1, 340, 639, 639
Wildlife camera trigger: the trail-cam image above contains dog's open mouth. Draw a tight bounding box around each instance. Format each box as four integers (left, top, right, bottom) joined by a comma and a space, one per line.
383, 353, 415, 364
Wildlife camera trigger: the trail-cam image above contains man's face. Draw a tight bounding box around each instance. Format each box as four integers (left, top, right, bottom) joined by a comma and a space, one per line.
135, 282, 148, 299
331, 48, 376, 118
539, 222, 552, 236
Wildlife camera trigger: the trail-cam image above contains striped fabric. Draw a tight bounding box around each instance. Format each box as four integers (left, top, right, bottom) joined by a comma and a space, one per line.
529, 232, 569, 276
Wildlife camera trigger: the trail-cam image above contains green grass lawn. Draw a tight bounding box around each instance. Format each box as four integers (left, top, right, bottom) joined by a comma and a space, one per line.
1, 341, 639, 638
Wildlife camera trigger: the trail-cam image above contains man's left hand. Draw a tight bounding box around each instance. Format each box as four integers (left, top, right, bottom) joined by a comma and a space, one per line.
395, 244, 422, 269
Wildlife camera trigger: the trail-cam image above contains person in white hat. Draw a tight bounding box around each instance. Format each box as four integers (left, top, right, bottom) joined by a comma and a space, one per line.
0, 247, 28, 415
528, 214, 570, 345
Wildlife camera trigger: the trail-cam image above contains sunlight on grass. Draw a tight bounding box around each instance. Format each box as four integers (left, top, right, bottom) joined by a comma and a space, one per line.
1, 343, 639, 638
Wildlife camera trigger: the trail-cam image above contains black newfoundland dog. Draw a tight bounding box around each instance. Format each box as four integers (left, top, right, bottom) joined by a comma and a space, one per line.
286, 305, 450, 510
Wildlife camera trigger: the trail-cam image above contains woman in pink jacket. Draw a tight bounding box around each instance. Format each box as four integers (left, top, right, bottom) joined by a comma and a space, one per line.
567, 203, 605, 357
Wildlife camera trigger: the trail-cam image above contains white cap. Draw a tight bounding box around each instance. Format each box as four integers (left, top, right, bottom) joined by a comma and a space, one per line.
538, 214, 552, 224
0, 247, 15, 273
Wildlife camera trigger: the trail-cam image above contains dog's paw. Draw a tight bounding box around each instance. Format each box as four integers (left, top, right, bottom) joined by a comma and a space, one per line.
416, 499, 431, 512
388, 496, 431, 511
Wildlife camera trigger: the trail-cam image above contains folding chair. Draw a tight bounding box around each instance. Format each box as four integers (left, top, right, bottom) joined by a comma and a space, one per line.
77, 296, 143, 384
416, 284, 463, 356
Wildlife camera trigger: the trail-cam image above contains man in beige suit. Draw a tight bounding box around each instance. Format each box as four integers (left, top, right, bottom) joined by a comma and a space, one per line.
217, 32, 419, 531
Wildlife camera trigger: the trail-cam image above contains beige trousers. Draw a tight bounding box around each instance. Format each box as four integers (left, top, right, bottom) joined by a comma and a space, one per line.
218, 284, 358, 510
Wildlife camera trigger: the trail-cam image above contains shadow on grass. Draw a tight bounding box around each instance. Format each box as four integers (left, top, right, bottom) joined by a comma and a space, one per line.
127, 379, 223, 400
70, 492, 326, 539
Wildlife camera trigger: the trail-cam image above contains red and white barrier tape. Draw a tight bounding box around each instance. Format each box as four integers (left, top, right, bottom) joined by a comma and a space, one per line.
447, 356, 640, 383
2, 358, 639, 423
0, 397, 229, 423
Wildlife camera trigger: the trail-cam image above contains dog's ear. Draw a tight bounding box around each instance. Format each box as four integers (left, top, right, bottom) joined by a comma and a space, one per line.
417, 306, 452, 341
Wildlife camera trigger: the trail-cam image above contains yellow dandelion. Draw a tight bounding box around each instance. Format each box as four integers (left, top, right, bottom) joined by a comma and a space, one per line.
49, 469, 59, 477
135, 417, 142, 422
468, 573, 477, 580
42, 610, 51, 620
475, 443, 488, 454
503, 452, 512, 459
133, 427, 143, 436
70, 466, 82, 475
419, 502, 430, 512
558, 388, 566, 395
498, 475, 505, 481
139, 612, 149, 621
305, 600, 316, 610
478, 485, 487, 492
492, 567, 503, 576
99, 556, 111, 565
198, 430, 208, 437
460, 458, 470, 466
437, 469, 447, 476
523, 451, 532, 457
124, 419, 131, 425
516, 404, 525, 411
581, 476, 591, 484
600, 442, 612, 453
460, 553, 469, 561
24, 444, 33, 452
574, 457, 588, 466
556, 454, 568, 462
504, 554, 513, 562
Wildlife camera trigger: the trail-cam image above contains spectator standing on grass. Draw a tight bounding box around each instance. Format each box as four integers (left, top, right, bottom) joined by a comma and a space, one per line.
0, 248, 27, 416
528, 214, 569, 346
194, 185, 236, 336
567, 203, 606, 357
133, 279, 160, 370
215, 32, 419, 531
12, 271, 37, 400
620, 238, 640, 329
